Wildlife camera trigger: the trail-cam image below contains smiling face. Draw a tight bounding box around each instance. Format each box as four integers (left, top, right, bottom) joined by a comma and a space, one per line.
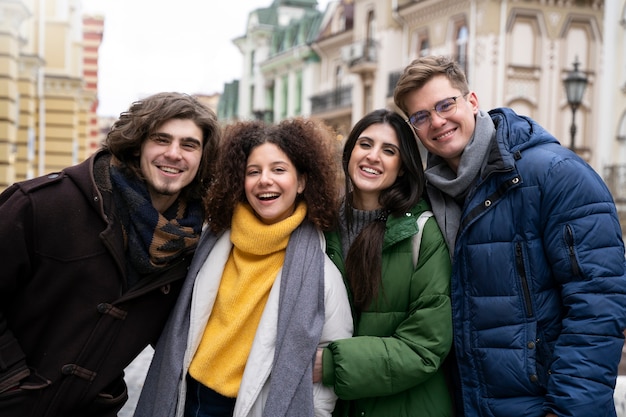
403, 74, 479, 172
347, 123, 403, 211
244, 143, 306, 225
139, 118, 203, 213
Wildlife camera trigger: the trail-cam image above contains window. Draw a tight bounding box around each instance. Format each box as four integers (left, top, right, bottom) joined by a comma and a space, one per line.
295, 71, 302, 115
455, 21, 468, 74
250, 50, 255, 76
418, 33, 430, 57
281, 75, 288, 119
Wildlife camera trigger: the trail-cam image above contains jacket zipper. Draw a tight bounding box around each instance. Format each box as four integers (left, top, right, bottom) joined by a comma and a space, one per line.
565, 225, 581, 277
515, 243, 534, 318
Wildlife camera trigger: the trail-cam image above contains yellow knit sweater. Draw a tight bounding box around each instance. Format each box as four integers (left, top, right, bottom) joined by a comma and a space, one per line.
188, 202, 307, 397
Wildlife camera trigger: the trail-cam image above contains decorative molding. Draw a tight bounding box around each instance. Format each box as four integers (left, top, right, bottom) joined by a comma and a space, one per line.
399, 0, 468, 27
44, 76, 83, 95
0, 2, 30, 33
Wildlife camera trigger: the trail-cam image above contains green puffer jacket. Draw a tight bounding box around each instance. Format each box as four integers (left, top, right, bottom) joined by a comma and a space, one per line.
323, 199, 453, 417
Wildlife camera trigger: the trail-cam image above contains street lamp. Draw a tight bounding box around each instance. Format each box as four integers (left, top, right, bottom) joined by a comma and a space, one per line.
562, 57, 588, 152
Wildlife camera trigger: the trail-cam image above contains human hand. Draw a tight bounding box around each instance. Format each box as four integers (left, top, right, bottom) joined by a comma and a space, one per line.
312, 348, 323, 383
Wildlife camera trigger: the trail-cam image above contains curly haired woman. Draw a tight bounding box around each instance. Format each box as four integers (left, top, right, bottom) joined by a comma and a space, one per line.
135, 118, 353, 417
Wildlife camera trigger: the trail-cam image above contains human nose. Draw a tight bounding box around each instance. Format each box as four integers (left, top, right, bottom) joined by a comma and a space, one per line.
164, 140, 183, 159
365, 146, 381, 161
259, 170, 273, 185
429, 111, 448, 128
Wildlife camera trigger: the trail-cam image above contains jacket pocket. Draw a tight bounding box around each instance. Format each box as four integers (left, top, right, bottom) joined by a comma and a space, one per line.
0, 368, 51, 417
90, 376, 128, 409
0, 366, 30, 396
533, 326, 553, 389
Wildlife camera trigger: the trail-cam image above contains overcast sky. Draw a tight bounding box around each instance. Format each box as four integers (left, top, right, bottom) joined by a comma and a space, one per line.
81, 0, 331, 117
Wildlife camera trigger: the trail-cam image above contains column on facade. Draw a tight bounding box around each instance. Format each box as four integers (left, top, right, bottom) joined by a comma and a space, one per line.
43, 78, 82, 172
0, 1, 30, 188
16, 57, 40, 182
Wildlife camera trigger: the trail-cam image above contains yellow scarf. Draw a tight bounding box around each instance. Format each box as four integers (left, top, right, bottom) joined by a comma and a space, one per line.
189, 202, 307, 397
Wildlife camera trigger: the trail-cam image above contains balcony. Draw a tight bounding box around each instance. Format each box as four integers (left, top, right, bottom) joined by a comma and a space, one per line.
310, 85, 353, 114
341, 39, 377, 75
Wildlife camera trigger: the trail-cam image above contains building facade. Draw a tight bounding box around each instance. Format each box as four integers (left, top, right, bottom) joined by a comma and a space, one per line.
600, 0, 626, 232
227, 0, 626, 229
0, 0, 102, 190
229, 0, 325, 124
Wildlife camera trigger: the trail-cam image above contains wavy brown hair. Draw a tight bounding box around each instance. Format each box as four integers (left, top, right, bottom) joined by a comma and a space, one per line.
393, 55, 470, 117
102, 92, 221, 201
342, 109, 425, 312
204, 117, 341, 234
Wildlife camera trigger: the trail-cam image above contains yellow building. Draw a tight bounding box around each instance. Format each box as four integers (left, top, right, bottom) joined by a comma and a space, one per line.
0, 0, 102, 190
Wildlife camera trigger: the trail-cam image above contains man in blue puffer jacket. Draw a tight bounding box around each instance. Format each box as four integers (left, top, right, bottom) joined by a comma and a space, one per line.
393, 55, 626, 417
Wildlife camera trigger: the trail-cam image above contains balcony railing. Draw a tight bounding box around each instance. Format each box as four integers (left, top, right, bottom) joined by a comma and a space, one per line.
310, 85, 353, 114
340, 39, 378, 75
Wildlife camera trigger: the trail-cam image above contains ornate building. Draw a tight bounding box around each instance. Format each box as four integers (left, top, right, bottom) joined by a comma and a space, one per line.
0, 0, 102, 190
228, 0, 626, 230
229, 0, 325, 124
307, 0, 604, 151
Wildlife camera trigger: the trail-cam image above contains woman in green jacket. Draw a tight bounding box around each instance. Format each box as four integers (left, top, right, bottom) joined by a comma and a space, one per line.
314, 109, 453, 417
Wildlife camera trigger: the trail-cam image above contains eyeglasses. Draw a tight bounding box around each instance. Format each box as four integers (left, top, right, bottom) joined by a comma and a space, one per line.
407, 95, 466, 130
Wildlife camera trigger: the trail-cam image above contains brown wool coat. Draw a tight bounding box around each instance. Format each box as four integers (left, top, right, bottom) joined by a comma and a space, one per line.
0, 151, 193, 417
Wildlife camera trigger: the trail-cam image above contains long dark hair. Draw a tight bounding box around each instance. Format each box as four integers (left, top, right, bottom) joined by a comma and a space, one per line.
342, 109, 425, 312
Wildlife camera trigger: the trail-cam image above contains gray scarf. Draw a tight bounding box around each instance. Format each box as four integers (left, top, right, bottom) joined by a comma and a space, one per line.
134, 221, 325, 417
424, 110, 495, 256
263, 221, 324, 417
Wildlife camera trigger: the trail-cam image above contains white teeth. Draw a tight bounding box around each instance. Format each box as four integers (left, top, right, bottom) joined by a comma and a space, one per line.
160, 167, 181, 174
259, 193, 279, 200
362, 167, 380, 175
435, 130, 454, 141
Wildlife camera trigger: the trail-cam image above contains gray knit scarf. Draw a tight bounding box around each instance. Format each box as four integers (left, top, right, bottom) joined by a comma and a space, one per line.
133, 221, 324, 417
424, 110, 495, 256
263, 220, 324, 417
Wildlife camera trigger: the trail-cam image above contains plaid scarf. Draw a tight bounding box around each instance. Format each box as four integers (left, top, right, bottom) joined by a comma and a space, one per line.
110, 165, 203, 287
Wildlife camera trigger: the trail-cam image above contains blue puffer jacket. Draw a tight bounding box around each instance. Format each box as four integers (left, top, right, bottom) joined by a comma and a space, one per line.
443, 108, 626, 417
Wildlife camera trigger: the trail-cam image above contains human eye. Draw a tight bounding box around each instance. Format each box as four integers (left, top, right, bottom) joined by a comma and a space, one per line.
436, 98, 456, 113
181, 140, 202, 151
411, 111, 430, 126
383, 148, 396, 156
150, 134, 171, 145
246, 167, 260, 176
357, 139, 372, 148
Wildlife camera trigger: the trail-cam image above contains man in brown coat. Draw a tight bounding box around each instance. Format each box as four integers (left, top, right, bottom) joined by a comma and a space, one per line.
0, 92, 220, 417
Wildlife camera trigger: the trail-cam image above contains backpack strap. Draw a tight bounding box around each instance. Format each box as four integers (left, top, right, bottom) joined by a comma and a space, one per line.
413, 210, 433, 268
